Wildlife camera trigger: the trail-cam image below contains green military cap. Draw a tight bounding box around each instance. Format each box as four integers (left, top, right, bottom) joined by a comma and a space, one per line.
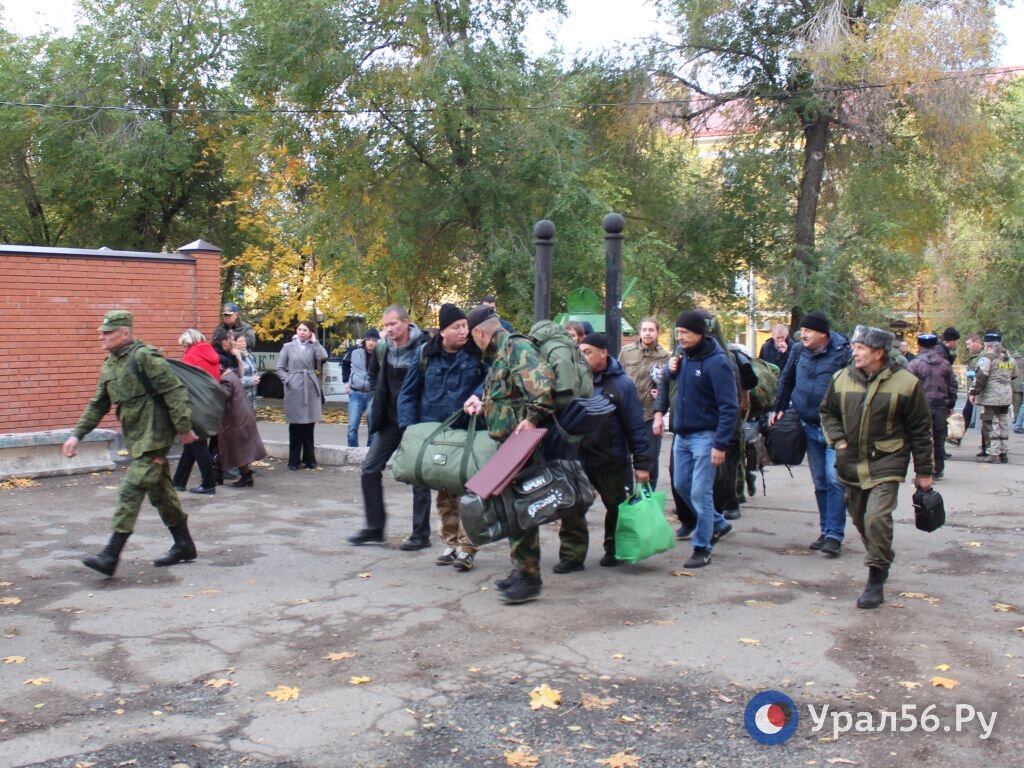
98, 309, 134, 331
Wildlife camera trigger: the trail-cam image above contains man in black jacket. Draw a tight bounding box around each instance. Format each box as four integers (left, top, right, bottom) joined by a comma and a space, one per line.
347, 305, 431, 549
554, 333, 650, 572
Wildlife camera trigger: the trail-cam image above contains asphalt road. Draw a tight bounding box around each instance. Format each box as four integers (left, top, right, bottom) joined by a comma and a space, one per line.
0, 427, 1021, 768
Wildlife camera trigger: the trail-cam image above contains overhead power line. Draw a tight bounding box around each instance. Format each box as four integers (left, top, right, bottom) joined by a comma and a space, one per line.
0, 66, 1020, 117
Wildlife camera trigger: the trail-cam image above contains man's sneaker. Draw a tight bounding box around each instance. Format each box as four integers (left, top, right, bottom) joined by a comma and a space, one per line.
723, 508, 742, 521
980, 454, 1001, 464
347, 528, 384, 546
977, 450, 989, 458
809, 534, 827, 550
684, 548, 711, 569
399, 537, 431, 551
494, 568, 516, 591
498, 571, 542, 604
599, 553, 620, 567
710, 523, 732, 545
1014, 427, 1024, 434
435, 547, 458, 566
453, 551, 475, 572
552, 559, 585, 574
675, 524, 694, 541
820, 537, 842, 557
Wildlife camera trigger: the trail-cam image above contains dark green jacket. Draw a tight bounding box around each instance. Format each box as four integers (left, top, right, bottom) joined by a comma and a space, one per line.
74, 341, 191, 458
819, 361, 934, 489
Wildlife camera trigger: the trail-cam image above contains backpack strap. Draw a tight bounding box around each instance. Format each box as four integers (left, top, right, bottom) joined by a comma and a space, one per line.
129, 345, 170, 428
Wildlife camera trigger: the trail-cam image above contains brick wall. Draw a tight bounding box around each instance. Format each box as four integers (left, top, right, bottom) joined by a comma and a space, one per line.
0, 241, 222, 435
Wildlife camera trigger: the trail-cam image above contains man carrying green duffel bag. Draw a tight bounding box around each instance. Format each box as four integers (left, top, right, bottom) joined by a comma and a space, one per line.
395, 304, 488, 570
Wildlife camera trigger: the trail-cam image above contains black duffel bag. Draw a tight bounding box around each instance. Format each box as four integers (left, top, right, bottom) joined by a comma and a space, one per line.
460, 459, 596, 546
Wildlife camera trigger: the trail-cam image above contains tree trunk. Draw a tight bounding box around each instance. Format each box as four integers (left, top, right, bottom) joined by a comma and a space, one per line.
793, 110, 831, 270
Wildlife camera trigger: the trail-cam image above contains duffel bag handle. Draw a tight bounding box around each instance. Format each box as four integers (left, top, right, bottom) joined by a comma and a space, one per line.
413, 409, 478, 488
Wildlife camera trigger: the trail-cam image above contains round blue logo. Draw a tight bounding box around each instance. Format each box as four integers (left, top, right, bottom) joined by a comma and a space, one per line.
744, 690, 799, 745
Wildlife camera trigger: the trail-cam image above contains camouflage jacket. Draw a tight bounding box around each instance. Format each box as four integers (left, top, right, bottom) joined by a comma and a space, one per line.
971, 345, 1016, 407
619, 340, 671, 422
481, 329, 555, 441
74, 341, 192, 458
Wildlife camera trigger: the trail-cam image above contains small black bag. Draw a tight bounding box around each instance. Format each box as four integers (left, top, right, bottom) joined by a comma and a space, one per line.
766, 410, 807, 466
912, 487, 946, 532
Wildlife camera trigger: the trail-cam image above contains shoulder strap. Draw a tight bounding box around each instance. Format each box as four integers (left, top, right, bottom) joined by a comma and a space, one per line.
130, 345, 170, 422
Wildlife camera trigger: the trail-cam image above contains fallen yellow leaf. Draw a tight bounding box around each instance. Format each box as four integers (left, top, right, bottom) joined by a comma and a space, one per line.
768, 580, 786, 586
349, 676, 372, 685
23, 677, 50, 686
897, 680, 922, 689
993, 603, 1014, 612
324, 652, 356, 661
113, 709, 125, 715
0, 597, 22, 606
357, 572, 371, 579
597, 752, 641, 768
0, 477, 39, 489
3, 656, 26, 664
738, 638, 761, 646
744, 600, 777, 608
504, 750, 539, 767
611, 653, 625, 660
0, 581, 12, 587
670, 570, 694, 577
966, 541, 982, 547
1015, 626, 1024, 634
930, 676, 960, 689
467, 666, 482, 673
528, 683, 561, 710
582, 694, 618, 710
265, 685, 300, 702
934, 664, 951, 671
204, 678, 235, 689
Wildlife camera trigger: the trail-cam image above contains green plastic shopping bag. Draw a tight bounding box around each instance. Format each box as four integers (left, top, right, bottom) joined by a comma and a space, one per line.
614, 484, 675, 564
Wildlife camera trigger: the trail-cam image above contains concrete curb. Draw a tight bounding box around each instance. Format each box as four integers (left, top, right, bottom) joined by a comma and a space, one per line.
261, 440, 369, 466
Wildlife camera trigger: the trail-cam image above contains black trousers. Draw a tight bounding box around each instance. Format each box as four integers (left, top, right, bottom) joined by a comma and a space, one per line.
929, 403, 949, 475
173, 439, 216, 489
288, 423, 317, 467
360, 423, 431, 539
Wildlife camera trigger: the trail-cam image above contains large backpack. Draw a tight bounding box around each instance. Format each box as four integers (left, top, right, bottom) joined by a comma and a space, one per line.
747, 358, 780, 419
527, 320, 594, 410
131, 347, 226, 438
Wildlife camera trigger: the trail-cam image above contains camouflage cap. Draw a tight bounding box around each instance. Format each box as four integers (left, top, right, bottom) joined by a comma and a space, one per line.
97, 309, 133, 331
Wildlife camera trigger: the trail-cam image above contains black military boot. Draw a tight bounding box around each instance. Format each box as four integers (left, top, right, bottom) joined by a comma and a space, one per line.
154, 521, 198, 567
498, 569, 543, 604
856, 566, 888, 609
82, 532, 131, 577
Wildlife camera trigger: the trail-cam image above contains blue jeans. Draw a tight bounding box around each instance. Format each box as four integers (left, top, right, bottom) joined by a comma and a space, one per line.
803, 421, 846, 542
672, 431, 727, 551
347, 391, 373, 448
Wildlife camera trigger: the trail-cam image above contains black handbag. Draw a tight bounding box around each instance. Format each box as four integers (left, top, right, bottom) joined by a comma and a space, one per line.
912, 487, 945, 532
766, 410, 807, 466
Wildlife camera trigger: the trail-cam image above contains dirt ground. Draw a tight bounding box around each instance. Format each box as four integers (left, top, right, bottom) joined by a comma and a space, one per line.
0, 429, 1021, 768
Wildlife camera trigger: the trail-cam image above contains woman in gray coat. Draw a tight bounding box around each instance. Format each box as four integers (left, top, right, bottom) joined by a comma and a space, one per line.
277, 320, 328, 469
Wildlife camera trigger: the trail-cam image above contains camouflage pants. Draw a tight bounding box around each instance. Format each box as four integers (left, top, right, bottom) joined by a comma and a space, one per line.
559, 465, 630, 562
508, 527, 540, 577
981, 405, 1010, 457
112, 451, 187, 534
436, 490, 476, 555
844, 481, 899, 570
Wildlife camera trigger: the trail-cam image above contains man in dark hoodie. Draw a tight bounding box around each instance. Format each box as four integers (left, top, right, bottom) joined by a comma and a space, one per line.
347, 305, 431, 549
770, 311, 851, 558
555, 333, 650, 572
654, 311, 738, 569
907, 333, 957, 479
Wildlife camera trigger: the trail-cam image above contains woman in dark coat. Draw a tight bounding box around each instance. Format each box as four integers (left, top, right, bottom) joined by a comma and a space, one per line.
277, 320, 328, 469
218, 366, 268, 487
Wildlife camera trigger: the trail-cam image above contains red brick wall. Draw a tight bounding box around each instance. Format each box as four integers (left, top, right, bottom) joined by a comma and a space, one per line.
0, 243, 222, 435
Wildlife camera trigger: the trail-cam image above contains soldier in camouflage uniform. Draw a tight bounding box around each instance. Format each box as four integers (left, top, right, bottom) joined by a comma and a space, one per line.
464, 305, 555, 604
969, 331, 1017, 464
62, 310, 200, 577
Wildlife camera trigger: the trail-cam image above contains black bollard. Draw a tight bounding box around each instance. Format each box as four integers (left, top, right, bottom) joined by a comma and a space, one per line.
603, 213, 625, 357
533, 219, 555, 323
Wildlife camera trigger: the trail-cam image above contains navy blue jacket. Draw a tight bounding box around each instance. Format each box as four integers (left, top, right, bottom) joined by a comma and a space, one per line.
667, 337, 739, 451
592, 356, 651, 471
773, 331, 851, 425
397, 340, 486, 428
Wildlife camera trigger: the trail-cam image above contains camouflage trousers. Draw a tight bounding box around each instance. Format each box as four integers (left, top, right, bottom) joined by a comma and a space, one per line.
112, 451, 187, 534
508, 527, 540, 576
436, 490, 477, 555
981, 405, 1010, 457
559, 465, 631, 563
844, 481, 899, 570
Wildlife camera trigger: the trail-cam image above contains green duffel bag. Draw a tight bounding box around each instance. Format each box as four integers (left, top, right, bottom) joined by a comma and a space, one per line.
131, 347, 227, 438
392, 411, 499, 493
